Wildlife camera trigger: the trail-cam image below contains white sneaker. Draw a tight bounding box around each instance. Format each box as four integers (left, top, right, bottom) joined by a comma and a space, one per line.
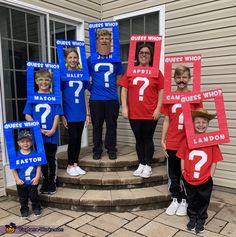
133, 164, 145, 176
176, 199, 188, 216
166, 198, 180, 215
66, 167, 79, 176
75, 166, 86, 175
140, 165, 152, 178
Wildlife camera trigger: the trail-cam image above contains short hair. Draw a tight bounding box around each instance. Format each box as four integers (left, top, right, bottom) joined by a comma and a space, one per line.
35, 69, 52, 80
64, 47, 79, 59
96, 29, 112, 39
136, 43, 154, 66
174, 65, 191, 78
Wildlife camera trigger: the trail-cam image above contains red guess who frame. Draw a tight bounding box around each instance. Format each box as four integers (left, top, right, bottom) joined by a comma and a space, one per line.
127, 35, 162, 77
181, 88, 230, 149
164, 54, 201, 104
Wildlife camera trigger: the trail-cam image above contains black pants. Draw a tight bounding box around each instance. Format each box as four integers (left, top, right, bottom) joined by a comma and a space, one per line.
167, 149, 186, 202
129, 119, 157, 166
41, 143, 57, 185
67, 121, 85, 165
90, 100, 119, 155
16, 184, 41, 214
183, 177, 213, 225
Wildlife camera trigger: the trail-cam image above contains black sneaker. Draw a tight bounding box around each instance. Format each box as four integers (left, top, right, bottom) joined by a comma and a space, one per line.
187, 219, 196, 231
93, 153, 101, 160
195, 223, 205, 234
34, 209, 42, 217
21, 211, 29, 219
47, 182, 56, 195
108, 152, 117, 160
40, 180, 49, 194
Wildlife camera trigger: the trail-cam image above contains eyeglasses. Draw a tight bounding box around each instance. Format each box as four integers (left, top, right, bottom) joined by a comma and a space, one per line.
36, 78, 52, 82
139, 51, 150, 56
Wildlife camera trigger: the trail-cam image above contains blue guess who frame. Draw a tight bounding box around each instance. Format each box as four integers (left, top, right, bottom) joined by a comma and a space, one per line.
27, 61, 61, 104
4, 121, 47, 169
56, 40, 90, 81
89, 21, 121, 63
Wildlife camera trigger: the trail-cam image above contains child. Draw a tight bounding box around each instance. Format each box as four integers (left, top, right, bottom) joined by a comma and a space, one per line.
12, 130, 41, 218
62, 48, 90, 176
176, 108, 223, 233
24, 69, 63, 194
161, 65, 202, 216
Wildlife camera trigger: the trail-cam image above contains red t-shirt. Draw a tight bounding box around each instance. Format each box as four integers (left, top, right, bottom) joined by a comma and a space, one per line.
119, 72, 164, 120
161, 103, 202, 150
176, 139, 223, 185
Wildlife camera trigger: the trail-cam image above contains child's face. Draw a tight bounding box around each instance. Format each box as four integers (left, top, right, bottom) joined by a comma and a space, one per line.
35, 76, 52, 93
66, 51, 79, 70
193, 117, 209, 134
174, 71, 191, 91
17, 138, 32, 151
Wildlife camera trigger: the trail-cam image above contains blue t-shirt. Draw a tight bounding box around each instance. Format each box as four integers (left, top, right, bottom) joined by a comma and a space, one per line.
23, 102, 63, 144
87, 57, 124, 100
61, 81, 88, 122
16, 151, 37, 185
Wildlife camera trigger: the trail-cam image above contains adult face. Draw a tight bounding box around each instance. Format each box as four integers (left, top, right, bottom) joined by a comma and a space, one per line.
97, 35, 111, 55
138, 47, 151, 67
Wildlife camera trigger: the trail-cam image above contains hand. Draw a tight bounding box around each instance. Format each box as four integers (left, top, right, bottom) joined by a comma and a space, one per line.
153, 108, 161, 120
85, 115, 91, 127
161, 141, 169, 158
41, 129, 55, 137
122, 106, 128, 119
31, 177, 40, 185
16, 179, 24, 185
62, 116, 68, 129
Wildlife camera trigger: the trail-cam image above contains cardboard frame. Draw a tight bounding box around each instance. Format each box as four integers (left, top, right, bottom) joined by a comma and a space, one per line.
56, 40, 90, 81
4, 121, 47, 169
127, 34, 162, 77
181, 88, 230, 149
89, 21, 121, 63
164, 54, 201, 104
26, 61, 61, 104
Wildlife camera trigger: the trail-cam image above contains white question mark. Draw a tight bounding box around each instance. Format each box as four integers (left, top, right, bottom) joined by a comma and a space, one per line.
172, 103, 184, 129
189, 150, 207, 178
94, 63, 114, 88
133, 77, 149, 101
35, 104, 51, 129
25, 166, 34, 181
69, 81, 83, 103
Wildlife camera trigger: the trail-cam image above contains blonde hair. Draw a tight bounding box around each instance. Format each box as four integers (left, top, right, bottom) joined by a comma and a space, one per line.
35, 69, 52, 80
174, 65, 191, 78
96, 29, 112, 39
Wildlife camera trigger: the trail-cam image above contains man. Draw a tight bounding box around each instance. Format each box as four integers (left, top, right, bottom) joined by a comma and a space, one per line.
88, 29, 124, 160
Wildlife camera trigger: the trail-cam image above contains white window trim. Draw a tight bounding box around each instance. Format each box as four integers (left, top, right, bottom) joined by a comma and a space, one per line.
113, 5, 165, 72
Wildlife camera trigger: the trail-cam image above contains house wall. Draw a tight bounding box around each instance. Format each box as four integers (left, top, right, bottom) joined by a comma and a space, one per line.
102, 0, 236, 189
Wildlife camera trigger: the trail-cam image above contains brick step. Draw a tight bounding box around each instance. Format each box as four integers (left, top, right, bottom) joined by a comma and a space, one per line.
57, 165, 167, 189
57, 145, 165, 171
6, 184, 170, 212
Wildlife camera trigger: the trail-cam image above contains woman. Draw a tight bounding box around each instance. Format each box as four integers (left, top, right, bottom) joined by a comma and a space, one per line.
119, 43, 164, 178
62, 47, 90, 176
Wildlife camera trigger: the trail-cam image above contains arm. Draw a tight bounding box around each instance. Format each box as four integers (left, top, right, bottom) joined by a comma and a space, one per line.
161, 115, 170, 158
210, 163, 217, 177
116, 75, 122, 85
85, 90, 91, 127
12, 170, 24, 185
62, 116, 68, 129
25, 114, 33, 121
181, 159, 185, 175
31, 166, 41, 185
121, 87, 128, 119
42, 115, 59, 137
153, 88, 164, 120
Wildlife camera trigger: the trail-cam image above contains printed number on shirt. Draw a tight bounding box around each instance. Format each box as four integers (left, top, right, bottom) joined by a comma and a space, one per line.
133, 77, 149, 101
94, 63, 114, 88
189, 150, 207, 179
35, 104, 51, 129
25, 167, 34, 181
69, 81, 83, 104
172, 104, 184, 130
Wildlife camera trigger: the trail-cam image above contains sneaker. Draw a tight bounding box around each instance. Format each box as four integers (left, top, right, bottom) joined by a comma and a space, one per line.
140, 165, 152, 178
165, 198, 180, 215
187, 219, 196, 231
40, 180, 49, 194
74, 166, 86, 175
108, 152, 117, 160
195, 224, 205, 234
176, 199, 188, 216
21, 211, 29, 219
34, 209, 42, 217
133, 164, 145, 176
48, 182, 56, 195
66, 167, 79, 176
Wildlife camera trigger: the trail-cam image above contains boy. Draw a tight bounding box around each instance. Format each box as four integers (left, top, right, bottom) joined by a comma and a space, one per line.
88, 29, 124, 160
24, 69, 63, 194
12, 130, 41, 218
161, 65, 202, 216
177, 108, 223, 233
